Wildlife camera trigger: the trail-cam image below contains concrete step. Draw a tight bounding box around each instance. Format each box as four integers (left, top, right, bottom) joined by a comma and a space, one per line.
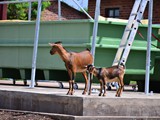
0, 85, 160, 119
1, 109, 160, 120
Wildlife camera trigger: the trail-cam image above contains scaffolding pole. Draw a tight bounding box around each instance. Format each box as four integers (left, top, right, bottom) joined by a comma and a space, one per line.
145, 0, 153, 95
0, 0, 52, 4
91, 0, 100, 63
87, 0, 101, 94
58, 0, 61, 20
28, 1, 32, 21
30, 0, 42, 88
72, 0, 93, 20
0, 0, 39, 4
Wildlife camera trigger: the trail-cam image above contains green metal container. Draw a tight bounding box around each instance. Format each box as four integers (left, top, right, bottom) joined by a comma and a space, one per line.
0, 20, 160, 91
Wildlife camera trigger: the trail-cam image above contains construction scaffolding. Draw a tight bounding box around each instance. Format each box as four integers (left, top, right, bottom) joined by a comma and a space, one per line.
0, 0, 93, 88
0, 0, 153, 95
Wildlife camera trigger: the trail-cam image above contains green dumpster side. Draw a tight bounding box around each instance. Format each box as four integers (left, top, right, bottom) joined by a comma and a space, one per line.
0, 20, 160, 91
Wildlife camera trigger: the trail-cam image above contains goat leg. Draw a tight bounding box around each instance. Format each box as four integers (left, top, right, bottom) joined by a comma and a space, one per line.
119, 77, 124, 97
67, 80, 72, 95
116, 86, 122, 97
118, 85, 124, 97
70, 72, 76, 95
67, 71, 75, 95
82, 72, 88, 95
116, 83, 123, 97
115, 82, 121, 97
99, 79, 103, 96
116, 78, 124, 97
71, 80, 75, 95
88, 73, 92, 95
115, 88, 121, 97
103, 80, 106, 96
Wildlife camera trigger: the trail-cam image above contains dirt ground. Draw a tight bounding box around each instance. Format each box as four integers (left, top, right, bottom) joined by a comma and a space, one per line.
0, 110, 54, 120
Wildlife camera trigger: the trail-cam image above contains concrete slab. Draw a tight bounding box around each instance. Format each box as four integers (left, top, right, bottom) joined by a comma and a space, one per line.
0, 82, 160, 120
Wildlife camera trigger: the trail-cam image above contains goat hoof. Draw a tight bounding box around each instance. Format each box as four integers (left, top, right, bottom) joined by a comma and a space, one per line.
67, 91, 71, 95
71, 91, 74, 95
67, 93, 73, 95
98, 93, 102, 96
115, 94, 120, 97
103, 94, 106, 96
82, 91, 86, 95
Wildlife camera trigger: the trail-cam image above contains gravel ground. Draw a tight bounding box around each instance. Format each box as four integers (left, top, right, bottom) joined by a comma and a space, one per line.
0, 110, 54, 120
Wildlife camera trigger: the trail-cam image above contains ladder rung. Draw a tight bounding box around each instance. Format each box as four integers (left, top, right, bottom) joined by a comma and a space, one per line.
114, 60, 119, 63
126, 28, 132, 31
137, 19, 142, 24
131, 13, 137, 16
112, 0, 148, 66
119, 44, 126, 47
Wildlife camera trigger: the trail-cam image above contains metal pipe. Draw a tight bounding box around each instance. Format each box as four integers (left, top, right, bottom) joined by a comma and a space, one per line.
91, 0, 100, 62
72, 0, 93, 20
28, 2, 32, 21
30, 0, 42, 88
58, 0, 61, 20
0, 0, 38, 4
145, 0, 153, 95
0, 0, 52, 4
88, 0, 101, 94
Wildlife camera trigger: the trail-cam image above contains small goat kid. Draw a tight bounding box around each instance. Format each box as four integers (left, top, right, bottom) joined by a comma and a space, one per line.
49, 41, 93, 95
87, 64, 125, 97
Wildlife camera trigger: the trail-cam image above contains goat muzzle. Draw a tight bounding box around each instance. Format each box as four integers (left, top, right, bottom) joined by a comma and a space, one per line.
50, 50, 53, 55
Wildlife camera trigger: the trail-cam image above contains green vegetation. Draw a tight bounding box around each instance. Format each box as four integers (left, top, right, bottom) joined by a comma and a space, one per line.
7, 1, 51, 20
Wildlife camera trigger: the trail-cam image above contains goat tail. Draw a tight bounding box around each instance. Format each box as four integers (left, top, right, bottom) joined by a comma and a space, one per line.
86, 48, 91, 51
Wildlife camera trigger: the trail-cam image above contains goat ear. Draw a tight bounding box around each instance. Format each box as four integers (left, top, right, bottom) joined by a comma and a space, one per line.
49, 43, 54, 46
55, 41, 62, 44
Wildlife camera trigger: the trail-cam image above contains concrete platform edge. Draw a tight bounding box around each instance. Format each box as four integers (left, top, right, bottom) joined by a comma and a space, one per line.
1, 109, 160, 120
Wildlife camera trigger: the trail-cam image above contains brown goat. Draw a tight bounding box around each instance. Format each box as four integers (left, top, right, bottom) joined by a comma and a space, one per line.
49, 41, 93, 95
87, 64, 125, 97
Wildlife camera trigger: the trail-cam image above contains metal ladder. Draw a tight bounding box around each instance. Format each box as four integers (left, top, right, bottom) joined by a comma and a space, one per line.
112, 0, 148, 66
